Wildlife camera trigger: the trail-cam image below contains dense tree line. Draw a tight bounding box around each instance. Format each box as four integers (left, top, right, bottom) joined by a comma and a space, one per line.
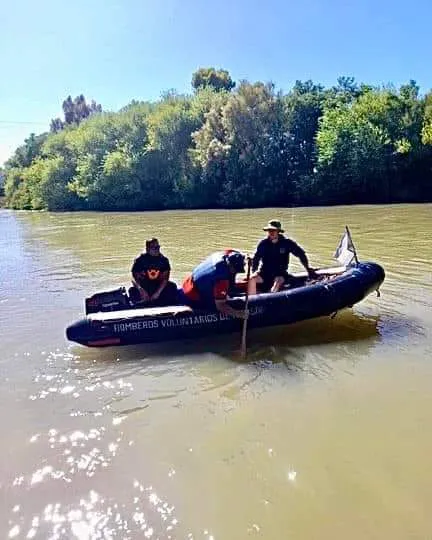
4, 68, 432, 211
0, 167, 4, 196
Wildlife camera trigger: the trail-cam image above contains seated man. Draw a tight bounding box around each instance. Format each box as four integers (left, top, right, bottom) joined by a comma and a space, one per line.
182, 250, 248, 319
248, 220, 316, 295
129, 238, 178, 306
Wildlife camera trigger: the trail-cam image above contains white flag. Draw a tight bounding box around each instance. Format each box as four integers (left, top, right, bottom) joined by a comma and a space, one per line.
334, 230, 356, 266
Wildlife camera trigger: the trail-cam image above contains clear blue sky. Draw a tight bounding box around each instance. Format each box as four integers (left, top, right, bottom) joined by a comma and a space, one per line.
1, 0, 431, 165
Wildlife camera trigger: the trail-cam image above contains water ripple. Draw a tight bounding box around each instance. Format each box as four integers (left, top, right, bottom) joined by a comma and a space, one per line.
7, 482, 179, 539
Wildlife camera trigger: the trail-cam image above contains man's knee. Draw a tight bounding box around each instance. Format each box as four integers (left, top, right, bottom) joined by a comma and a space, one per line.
269, 275, 285, 292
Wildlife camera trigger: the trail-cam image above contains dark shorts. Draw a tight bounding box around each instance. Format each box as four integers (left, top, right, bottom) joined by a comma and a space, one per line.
258, 271, 292, 292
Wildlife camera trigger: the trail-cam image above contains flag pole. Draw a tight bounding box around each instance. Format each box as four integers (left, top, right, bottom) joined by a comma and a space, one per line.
345, 225, 359, 264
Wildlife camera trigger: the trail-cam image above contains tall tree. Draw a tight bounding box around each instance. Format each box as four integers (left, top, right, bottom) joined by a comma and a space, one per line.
283, 80, 326, 200
192, 81, 291, 206
50, 94, 102, 132
192, 67, 235, 93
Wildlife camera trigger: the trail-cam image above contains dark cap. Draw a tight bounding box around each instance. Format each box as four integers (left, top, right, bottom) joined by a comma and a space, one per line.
263, 220, 284, 233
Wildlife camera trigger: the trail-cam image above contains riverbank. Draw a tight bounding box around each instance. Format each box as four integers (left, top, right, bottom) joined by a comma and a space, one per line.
2, 198, 431, 213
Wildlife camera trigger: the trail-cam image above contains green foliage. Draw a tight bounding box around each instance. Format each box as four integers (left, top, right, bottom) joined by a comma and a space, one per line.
0, 167, 4, 196
192, 67, 235, 93
421, 92, 432, 145
316, 86, 429, 202
201, 81, 291, 206
5, 133, 48, 169
4, 72, 432, 211
4, 168, 31, 209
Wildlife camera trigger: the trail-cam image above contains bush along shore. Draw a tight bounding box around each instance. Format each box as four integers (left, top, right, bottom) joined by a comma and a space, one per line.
3, 68, 432, 211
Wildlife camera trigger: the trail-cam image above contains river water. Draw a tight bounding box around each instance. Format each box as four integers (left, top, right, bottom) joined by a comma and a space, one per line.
1, 204, 431, 539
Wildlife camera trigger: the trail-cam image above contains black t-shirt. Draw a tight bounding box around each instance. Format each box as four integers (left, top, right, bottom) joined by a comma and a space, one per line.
131, 253, 170, 287
252, 235, 305, 277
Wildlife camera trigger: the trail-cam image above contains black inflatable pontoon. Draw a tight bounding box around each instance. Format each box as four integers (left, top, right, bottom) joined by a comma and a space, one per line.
66, 261, 385, 348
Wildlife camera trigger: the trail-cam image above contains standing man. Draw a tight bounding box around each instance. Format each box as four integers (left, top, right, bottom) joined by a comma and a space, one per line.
129, 238, 178, 306
248, 220, 316, 294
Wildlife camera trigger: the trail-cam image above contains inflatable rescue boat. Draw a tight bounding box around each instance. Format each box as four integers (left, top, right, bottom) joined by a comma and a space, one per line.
66, 261, 385, 348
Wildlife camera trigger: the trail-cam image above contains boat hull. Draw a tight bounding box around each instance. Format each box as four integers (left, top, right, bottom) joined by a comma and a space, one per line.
66, 262, 385, 348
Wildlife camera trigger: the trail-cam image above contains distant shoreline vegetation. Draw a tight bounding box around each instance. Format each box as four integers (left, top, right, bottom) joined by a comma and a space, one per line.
3, 68, 432, 211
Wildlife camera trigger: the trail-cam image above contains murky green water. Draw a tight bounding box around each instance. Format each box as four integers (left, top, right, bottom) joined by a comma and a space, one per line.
1, 204, 431, 539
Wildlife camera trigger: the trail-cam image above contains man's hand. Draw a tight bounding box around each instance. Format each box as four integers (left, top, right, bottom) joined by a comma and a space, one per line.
307, 267, 318, 279
236, 309, 249, 320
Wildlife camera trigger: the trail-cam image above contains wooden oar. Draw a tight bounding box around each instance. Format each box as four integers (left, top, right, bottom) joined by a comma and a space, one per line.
240, 256, 252, 358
